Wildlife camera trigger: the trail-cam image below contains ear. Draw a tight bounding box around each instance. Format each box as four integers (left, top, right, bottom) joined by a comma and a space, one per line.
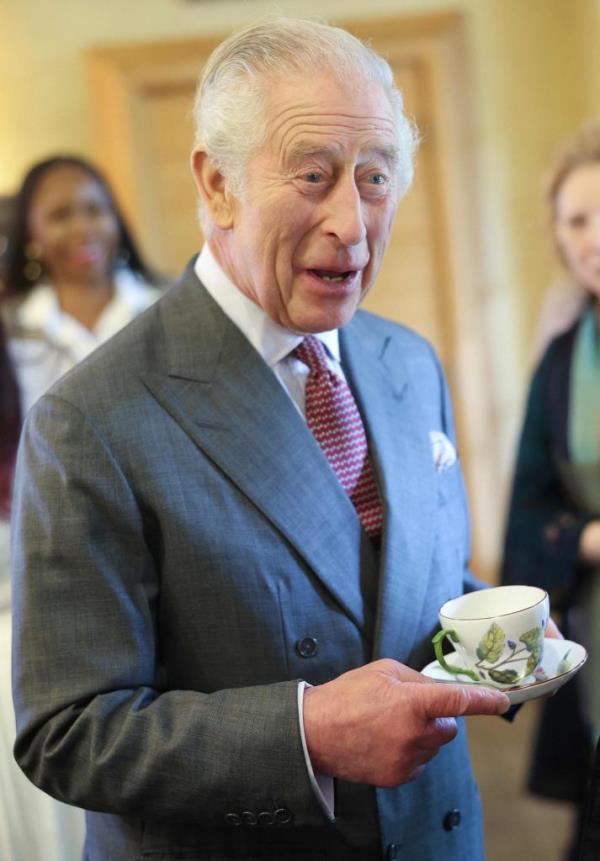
191, 149, 235, 229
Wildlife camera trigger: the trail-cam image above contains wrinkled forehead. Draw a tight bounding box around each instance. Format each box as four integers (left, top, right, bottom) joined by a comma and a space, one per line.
262, 73, 398, 163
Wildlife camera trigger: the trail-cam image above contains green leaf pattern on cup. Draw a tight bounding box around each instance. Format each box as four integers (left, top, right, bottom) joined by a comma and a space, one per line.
432, 620, 546, 685
520, 627, 544, 676
475, 623, 505, 663
487, 668, 521, 684
474, 623, 544, 683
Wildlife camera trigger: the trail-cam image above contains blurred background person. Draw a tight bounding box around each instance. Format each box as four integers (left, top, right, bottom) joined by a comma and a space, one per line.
0, 155, 164, 861
531, 275, 588, 364
502, 121, 600, 861
0, 315, 86, 861
578, 736, 600, 861
1, 154, 164, 415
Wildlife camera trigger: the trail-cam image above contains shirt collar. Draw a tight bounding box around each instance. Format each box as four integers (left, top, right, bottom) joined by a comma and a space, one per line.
15, 281, 58, 331
194, 245, 340, 367
15, 269, 155, 338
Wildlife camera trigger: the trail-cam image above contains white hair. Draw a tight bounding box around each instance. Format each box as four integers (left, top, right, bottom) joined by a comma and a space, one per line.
193, 17, 419, 227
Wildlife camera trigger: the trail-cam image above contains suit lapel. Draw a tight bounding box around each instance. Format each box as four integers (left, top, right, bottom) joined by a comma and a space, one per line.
142, 268, 372, 634
341, 315, 437, 661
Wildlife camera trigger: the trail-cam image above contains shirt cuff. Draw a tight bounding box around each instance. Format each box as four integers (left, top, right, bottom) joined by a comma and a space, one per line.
297, 681, 335, 820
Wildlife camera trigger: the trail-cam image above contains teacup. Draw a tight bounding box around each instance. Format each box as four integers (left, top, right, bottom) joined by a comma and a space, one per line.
432, 585, 549, 688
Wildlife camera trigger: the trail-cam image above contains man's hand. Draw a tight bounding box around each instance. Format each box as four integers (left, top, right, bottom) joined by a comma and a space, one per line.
545, 616, 564, 639
579, 519, 600, 564
303, 659, 509, 787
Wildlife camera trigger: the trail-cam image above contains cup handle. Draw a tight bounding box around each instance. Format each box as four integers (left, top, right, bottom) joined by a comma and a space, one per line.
431, 629, 481, 682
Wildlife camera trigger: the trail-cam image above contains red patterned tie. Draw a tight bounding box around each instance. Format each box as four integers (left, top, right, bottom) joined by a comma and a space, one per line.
294, 336, 383, 539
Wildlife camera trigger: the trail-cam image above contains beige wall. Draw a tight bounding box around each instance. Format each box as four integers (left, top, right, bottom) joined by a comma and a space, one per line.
1, 0, 599, 515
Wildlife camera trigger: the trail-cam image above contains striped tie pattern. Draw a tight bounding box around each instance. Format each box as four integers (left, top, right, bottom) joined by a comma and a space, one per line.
294, 336, 383, 539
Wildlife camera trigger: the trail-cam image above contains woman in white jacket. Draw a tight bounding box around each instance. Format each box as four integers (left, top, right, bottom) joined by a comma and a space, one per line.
2, 154, 164, 415
0, 155, 165, 861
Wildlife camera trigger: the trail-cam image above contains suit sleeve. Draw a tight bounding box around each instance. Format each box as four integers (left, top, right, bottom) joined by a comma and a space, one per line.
11, 393, 324, 826
501, 345, 594, 593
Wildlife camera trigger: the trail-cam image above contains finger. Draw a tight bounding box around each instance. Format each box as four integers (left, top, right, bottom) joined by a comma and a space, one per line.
545, 616, 564, 640
421, 683, 510, 719
406, 764, 427, 783
417, 716, 458, 750
431, 715, 459, 745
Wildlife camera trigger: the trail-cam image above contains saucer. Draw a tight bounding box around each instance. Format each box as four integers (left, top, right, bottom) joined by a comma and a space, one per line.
421, 638, 587, 705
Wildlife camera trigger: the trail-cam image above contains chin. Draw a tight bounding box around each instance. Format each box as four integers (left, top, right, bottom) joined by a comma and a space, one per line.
312, 300, 355, 324
291, 297, 363, 333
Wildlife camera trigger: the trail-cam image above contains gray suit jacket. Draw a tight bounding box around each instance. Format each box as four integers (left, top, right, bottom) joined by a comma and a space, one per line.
12, 261, 484, 860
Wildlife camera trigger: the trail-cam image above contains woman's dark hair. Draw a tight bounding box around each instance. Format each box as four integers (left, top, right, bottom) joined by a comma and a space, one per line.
3, 154, 156, 297
0, 317, 21, 516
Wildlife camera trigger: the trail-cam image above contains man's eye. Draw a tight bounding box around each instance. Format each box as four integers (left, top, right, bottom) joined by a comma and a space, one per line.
368, 173, 387, 186
303, 172, 324, 184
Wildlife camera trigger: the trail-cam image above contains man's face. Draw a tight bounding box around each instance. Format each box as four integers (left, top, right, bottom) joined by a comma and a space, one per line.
213, 73, 401, 333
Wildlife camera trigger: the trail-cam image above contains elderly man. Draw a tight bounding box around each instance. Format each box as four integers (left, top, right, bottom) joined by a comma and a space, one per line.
12, 18, 509, 861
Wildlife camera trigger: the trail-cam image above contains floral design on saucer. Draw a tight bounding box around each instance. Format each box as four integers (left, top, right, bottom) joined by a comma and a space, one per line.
421, 638, 587, 706
533, 647, 573, 683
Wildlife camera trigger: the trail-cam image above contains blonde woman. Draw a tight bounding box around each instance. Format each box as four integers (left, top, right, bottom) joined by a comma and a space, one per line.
502, 122, 600, 861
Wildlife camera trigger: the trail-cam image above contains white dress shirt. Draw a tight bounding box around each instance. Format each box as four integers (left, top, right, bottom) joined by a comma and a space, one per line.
195, 245, 336, 819
7, 268, 162, 416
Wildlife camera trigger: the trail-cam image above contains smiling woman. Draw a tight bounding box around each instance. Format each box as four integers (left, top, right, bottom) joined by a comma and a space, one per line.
0, 158, 166, 860
501, 120, 600, 861
1, 155, 165, 415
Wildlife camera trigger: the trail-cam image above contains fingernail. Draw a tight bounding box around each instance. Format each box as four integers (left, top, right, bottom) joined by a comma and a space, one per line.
494, 692, 511, 713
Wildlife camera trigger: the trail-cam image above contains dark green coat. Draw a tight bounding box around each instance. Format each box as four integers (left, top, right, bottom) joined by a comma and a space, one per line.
502, 316, 596, 803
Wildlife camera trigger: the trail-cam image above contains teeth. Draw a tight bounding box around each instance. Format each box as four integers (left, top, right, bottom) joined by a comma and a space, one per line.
311, 269, 355, 282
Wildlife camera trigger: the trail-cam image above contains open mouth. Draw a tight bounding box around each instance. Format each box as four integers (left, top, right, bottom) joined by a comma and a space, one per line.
72, 245, 104, 264
310, 269, 355, 283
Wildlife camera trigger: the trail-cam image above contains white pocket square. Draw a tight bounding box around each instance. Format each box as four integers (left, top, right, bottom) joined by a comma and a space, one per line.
429, 431, 457, 472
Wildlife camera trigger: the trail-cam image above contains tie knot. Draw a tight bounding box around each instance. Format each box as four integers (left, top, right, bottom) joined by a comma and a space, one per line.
294, 335, 330, 376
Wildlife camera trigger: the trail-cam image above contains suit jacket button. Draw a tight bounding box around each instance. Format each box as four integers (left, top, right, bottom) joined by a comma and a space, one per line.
386, 845, 400, 860
224, 812, 242, 826
274, 807, 293, 825
295, 637, 319, 658
258, 811, 275, 826
241, 810, 257, 825
443, 809, 462, 831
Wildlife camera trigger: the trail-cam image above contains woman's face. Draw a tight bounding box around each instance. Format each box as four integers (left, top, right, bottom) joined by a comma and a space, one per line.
27, 165, 120, 284
554, 162, 600, 297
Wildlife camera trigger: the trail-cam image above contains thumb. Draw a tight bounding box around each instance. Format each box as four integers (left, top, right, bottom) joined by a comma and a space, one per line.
420, 682, 510, 719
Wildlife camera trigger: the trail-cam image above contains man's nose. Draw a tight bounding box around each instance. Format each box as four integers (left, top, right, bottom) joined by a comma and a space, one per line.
324, 179, 367, 246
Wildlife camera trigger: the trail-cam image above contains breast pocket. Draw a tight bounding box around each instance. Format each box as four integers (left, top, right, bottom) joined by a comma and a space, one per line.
437, 461, 464, 507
